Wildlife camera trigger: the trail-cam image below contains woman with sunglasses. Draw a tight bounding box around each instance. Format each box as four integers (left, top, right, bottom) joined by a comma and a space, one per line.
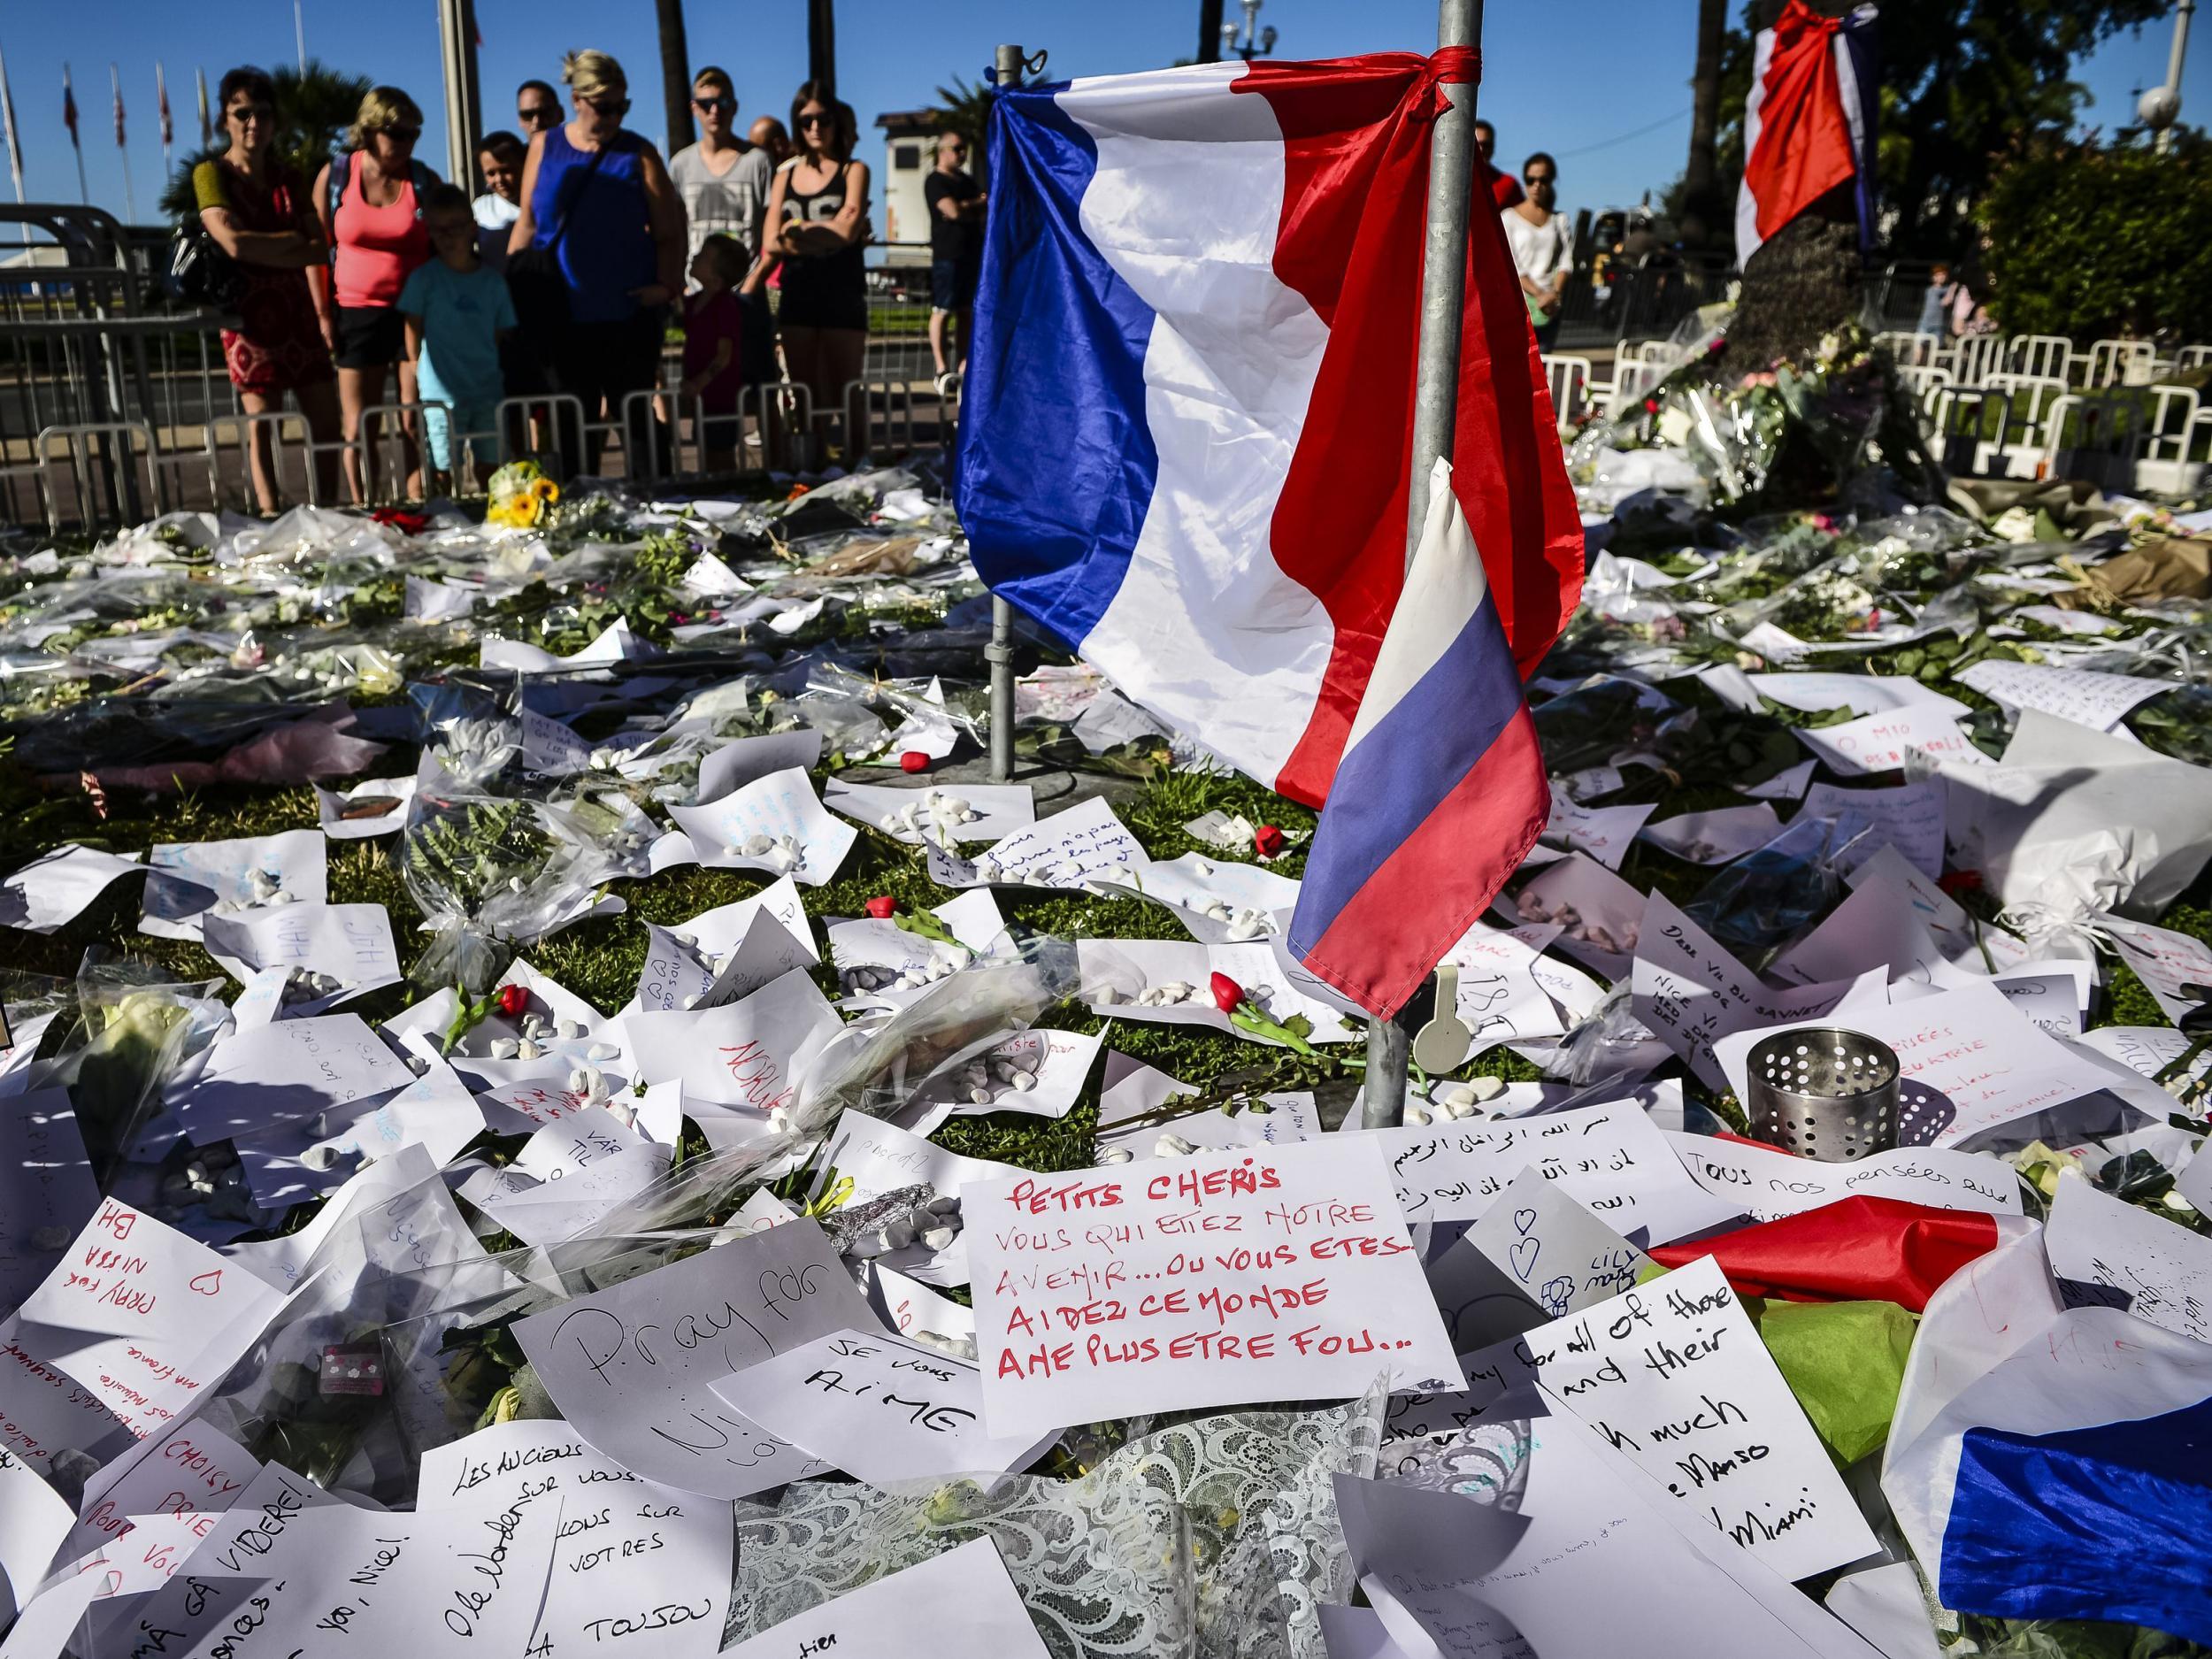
191, 65, 342, 514
760, 82, 870, 464
311, 86, 440, 502
508, 50, 686, 478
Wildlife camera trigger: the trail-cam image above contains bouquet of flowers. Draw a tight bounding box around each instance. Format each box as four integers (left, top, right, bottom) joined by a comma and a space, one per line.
483, 460, 560, 530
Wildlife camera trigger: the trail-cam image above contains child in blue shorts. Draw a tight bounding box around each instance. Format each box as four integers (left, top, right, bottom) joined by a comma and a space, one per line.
400, 183, 516, 494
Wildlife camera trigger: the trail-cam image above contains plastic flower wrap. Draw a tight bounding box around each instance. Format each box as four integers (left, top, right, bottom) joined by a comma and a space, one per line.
484, 460, 561, 530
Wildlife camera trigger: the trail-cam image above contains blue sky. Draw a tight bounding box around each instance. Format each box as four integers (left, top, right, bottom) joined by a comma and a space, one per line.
3, 0, 2206, 226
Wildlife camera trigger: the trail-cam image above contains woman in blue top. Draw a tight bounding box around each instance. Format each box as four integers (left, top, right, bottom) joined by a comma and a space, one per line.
507, 50, 685, 476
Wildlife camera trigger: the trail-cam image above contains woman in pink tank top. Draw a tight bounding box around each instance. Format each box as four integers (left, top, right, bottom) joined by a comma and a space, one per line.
311, 86, 439, 503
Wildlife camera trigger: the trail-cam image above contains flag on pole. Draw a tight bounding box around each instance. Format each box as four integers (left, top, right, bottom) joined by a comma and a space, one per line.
196, 67, 211, 147
0, 44, 26, 204
62, 64, 79, 148
1735, 0, 1878, 265
157, 63, 172, 148
111, 62, 125, 147
957, 56, 1584, 1016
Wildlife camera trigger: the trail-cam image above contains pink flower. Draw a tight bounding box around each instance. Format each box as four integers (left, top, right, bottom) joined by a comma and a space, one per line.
1254, 824, 1286, 859
899, 750, 930, 773
1210, 972, 1245, 1014
865, 895, 899, 919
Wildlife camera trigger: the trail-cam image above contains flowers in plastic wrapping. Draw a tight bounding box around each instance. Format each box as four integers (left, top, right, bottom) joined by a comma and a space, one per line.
484, 460, 561, 529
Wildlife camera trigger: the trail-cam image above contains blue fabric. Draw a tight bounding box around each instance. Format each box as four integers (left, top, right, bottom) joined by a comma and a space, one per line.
1941, 1393, 2212, 1643
399, 260, 516, 405
1287, 594, 1524, 943
530, 126, 657, 325
954, 84, 1159, 652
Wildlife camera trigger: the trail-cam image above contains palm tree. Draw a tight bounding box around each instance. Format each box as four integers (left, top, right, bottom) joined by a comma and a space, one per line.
1680, 0, 1728, 245
157, 58, 371, 221
655, 0, 693, 158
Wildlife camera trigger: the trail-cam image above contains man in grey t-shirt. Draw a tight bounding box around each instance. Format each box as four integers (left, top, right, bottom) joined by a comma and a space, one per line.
669, 65, 772, 273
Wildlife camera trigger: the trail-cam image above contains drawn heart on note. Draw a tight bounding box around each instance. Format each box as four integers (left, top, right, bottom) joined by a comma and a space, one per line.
1511, 1208, 1538, 1237
1509, 1237, 1540, 1281
188, 1269, 223, 1296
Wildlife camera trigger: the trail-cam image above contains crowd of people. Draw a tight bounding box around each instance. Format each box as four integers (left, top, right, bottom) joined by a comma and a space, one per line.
190, 52, 988, 512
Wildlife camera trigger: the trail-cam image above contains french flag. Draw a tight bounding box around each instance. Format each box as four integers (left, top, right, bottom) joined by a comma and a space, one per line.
1736, 0, 1878, 265
1883, 1224, 2212, 1643
957, 53, 1583, 1017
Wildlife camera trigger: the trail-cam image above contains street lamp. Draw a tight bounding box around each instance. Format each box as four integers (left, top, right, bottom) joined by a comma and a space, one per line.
1222, 0, 1279, 63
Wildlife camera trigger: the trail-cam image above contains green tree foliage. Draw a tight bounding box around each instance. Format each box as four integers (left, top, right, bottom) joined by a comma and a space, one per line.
157, 60, 375, 223
1675, 0, 2169, 257
1979, 133, 2212, 340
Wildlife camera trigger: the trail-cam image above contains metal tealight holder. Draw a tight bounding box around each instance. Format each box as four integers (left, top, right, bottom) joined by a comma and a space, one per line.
1744, 1026, 1901, 1163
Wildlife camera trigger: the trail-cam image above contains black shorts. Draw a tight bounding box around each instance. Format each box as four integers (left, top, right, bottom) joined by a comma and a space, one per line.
776, 280, 867, 334
931, 257, 979, 311
333, 304, 406, 370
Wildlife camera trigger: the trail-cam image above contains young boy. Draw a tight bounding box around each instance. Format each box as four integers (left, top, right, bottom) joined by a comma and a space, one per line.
681, 234, 750, 474
472, 131, 526, 273
400, 183, 517, 495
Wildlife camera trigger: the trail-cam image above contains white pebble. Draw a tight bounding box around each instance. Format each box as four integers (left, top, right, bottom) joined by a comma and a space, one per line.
1470, 1076, 1506, 1102
1404, 1105, 1432, 1127
1097, 1146, 1133, 1164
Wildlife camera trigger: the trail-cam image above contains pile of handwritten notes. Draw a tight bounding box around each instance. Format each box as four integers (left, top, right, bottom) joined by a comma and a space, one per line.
0, 457, 2208, 1659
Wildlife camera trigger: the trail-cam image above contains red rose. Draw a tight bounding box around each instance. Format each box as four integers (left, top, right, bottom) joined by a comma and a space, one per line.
1642, 397, 1660, 414
899, 750, 930, 773
865, 895, 899, 919
1210, 972, 1245, 1014
371, 508, 428, 534
495, 983, 529, 1018
1937, 870, 1985, 898
1254, 824, 1286, 858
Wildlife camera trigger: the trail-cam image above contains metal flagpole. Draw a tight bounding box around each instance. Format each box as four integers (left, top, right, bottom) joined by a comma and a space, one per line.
111, 64, 135, 225
987, 42, 1025, 786
0, 43, 25, 204
1360, 0, 1483, 1131
196, 66, 211, 149
437, 0, 485, 190
295, 0, 309, 74
157, 62, 173, 177
65, 64, 87, 206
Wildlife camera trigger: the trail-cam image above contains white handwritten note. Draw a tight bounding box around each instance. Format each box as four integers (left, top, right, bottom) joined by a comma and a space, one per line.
2097, 912, 2212, 1026
1464, 1167, 1651, 1321
1465, 1256, 1881, 1580
512, 1219, 872, 1498
667, 766, 857, 887
1639, 804, 1784, 866
967, 1137, 1458, 1441
1371, 1100, 1740, 1244
927, 794, 1151, 891
1792, 703, 1985, 776
1747, 672, 1969, 722
1666, 1132, 2021, 1223
1632, 893, 1858, 1091
140, 829, 327, 941
0, 844, 144, 933
65, 1417, 260, 1571
625, 966, 845, 1118
724, 1536, 1048, 1659
1542, 784, 1655, 870
2044, 1172, 2212, 1347
417, 1418, 733, 1658
1713, 978, 2125, 1149
1799, 780, 1945, 879
694, 729, 824, 803
171, 1013, 415, 1147
1955, 659, 2169, 733
825, 778, 1035, 846
712, 1329, 1053, 1486
202, 902, 401, 1010
0, 1447, 73, 1627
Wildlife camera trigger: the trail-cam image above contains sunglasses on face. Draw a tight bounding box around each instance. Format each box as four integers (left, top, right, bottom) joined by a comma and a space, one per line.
584, 95, 630, 116
228, 104, 273, 125
695, 96, 735, 112
798, 111, 833, 129
385, 127, 421, 144
518, 104, 559, 124
1525, 173, 1553, 186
